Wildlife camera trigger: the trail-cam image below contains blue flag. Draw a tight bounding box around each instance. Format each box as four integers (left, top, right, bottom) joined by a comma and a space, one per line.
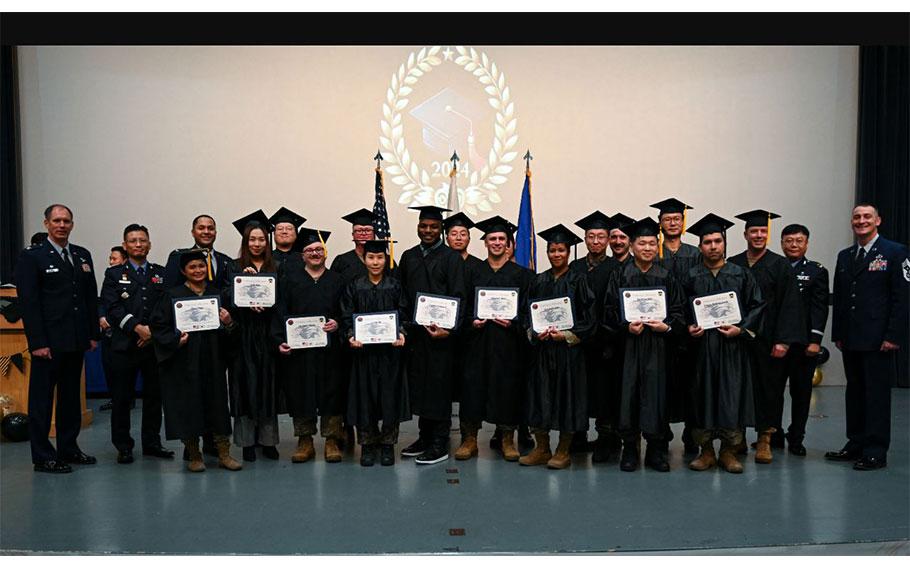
515, 169, 536, 271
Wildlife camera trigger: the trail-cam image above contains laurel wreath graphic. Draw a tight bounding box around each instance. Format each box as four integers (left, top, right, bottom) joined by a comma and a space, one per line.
379, 46, 519, 216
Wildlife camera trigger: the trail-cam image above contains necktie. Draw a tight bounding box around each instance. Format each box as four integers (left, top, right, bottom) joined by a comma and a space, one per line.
856, 246, 866, 263
61, 247, 72, 266
137, 266, 146, 278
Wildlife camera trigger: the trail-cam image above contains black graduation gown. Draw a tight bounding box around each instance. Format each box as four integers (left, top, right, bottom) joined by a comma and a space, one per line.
150, 284, 232, 440
271, 263, 346, 418
657, 241, 702, 423
452, 253, 486, 403
272, 248, 298, 269
460, 260, 532, 426
525, 268, 597, 432
224, 261, 279, 422
397, 241, 467, 421
340, 275, 410, 428
681, 263, 765, 430
603, 262, 686, 436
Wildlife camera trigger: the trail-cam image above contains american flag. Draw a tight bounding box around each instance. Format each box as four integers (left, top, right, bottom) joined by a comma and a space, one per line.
371, 166, 391, 240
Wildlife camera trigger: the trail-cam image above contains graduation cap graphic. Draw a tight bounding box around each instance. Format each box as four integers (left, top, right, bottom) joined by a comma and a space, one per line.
409, 87, 487, 170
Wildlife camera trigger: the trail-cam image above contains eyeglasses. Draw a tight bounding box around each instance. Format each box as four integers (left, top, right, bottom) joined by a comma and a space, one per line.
352, 228, 374, 235
782, 238, 807, 246
304, 248, 325, 256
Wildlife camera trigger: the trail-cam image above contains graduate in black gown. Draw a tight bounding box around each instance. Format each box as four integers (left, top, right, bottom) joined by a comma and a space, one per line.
603, 217, 686, 472
224, 211, 281, 462
651, 198, 702, 454
728, 209, 806, 464
397, 205, 467, 465
456, 216, 531, 462
682, 214, 766, 474
269, 207, 306, 268
609, 213, 635, 264
521, 224, 597, 470
341, 240, 409, 467
331, 208, 385, 283
569, 210, 622, 460
150, 249, 241, 472
274, 228, 346, 463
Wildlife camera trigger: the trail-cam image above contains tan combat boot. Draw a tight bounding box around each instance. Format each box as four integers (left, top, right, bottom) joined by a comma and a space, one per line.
500, 430, 520, 462
184, 438, 205, 473
547, 432, 573, 469
519, 431, 552, 466
454, 428, 479, 460
688, 445, 717, 471
214, 435, 242, 471
719, 448, 744, 473
292, 435, 316, 463
754, 430, 774, 464
323, 416, 344, 463
324, 438, 343, 463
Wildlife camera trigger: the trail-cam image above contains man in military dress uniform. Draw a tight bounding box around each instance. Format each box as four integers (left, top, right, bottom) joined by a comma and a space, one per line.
15, 204, 100, 473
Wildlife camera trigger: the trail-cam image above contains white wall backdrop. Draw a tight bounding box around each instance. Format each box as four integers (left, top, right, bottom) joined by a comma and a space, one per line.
17, 45, 859, 384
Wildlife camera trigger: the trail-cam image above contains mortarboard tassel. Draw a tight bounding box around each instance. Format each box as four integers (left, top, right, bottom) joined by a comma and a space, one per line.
766, 211, 772, 247
317, 230, 328, 260
682, 208, 688, 235
658, 227, 664, 259
206, 251, 213, 281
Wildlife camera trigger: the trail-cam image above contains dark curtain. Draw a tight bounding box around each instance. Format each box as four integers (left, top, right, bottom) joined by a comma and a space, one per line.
856, 46, 909, 387
1, 45, 23, 285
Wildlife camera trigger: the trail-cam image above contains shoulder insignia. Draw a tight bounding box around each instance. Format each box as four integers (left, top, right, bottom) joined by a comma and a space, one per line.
902, 258, 909, 283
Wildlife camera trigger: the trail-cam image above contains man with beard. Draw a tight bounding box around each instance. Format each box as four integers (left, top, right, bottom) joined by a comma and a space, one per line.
609, 213, 635, 264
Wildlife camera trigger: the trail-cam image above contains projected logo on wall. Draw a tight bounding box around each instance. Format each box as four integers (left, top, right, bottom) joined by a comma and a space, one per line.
378, 46, 519, 216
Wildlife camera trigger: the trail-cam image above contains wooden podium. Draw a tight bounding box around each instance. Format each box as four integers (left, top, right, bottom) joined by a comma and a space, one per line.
0, 288, 93, 436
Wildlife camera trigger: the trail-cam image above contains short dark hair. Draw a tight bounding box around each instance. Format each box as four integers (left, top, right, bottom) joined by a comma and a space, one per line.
30, 232, 48, 245
123, 223, 150, 240
781, 224, 810, 239
110, 246, 127, 257
191, 214, 216, 228
853, 203, 880, 216
44, 204, 73, 220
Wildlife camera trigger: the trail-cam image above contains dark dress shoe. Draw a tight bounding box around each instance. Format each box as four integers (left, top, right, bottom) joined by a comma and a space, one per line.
360, 445, 376, 467
380, 444, 395, 466
853, 456, 887, 470
517, 427, 534, 453
34, 460, 73, 474
591, 438, 609, 463
788, 442, 807, 457
61, 451, 97, 465
117, 449, 134, 464
261, 446, 280, 460
644, 448, 670, 472
825, 448, 860, 461
143, 446, 175, 459
619, 446, 639, 472
242, 447, 257, 462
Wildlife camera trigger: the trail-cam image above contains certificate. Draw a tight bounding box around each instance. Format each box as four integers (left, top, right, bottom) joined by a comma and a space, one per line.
173, 296, 221, 333
413, 293, 460, 330
475, 287, 519, 320
692, 291, 742, 330
353, 311, 399, 344
285, 316, 328, 349
620, 287, 667, 322
530, 296, 574, 333
233, 274, 276, 308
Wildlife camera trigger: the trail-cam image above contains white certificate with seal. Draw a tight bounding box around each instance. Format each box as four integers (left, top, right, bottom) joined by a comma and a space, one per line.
353, 311, 399, 345
530, 296, 574, 333
413, 293, 460, 330
692, 291, 742, 330
475, 287, 519, 320
233, 274, 276, 308
285, 316, 328, 349
173, 296, 221, 333
620, 287, 667, 322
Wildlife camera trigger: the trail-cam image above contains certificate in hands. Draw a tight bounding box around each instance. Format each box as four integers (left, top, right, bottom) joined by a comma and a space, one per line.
530, 296, 574, 333
692, 291, 742, 330
286, 316, 328, 349
354, 311, 399, 345
173, 296, 221, 333
414, 293, 460, 329
620, 287, 667, 322
233, 274, 276, 308
475, 287, 519, 320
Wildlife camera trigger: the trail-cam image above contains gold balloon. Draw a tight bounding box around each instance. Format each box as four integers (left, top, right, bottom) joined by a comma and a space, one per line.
812, 368, 823, 386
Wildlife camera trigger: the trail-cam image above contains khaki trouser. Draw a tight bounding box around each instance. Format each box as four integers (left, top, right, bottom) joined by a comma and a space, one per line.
692, 428, 744, 450
292, 415, 344, 440
358, 423, 400, 446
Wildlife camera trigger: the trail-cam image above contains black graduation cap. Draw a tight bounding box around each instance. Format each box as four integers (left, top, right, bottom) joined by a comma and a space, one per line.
443, 212, 475, 232
178, 248, 208, 269
296, 227, 332, 249
537, 224, 583, 246
686, 213, 736, 239
232, 209, 271, 236
363, 239, 396, 254
408, 205, 450, 221
735, 209, 781, 229
649, 198, 693, 217
610, 213, 635, 232
625, 217, 661, 240
475, 215, 518, 238
341, 208, 377, 226
574, 210, 614, 232
269, 207, 306, 230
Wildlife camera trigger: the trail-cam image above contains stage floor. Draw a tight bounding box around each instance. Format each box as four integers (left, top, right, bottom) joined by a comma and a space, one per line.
1, 386, 907, 555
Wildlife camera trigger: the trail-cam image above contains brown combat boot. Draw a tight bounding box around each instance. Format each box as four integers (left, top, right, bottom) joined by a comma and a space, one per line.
688, 445, 717, 471
324, 438, 343, 463
754, 430, 774, 464
547, 432, 573, 469
519, 431, 552, 466
454, 428, 479, 460
720, 448, 744, 473
292, 435, 316, 463
214, 435, 242, 471
183, 438, 205, 473
500, 430, 520, 462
